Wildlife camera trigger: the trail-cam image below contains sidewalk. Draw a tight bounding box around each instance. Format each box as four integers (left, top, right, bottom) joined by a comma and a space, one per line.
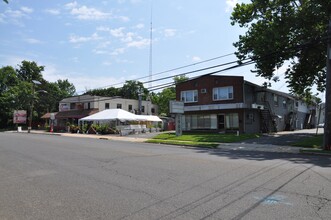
9, 129, 329, 155
12, 129, 154, 143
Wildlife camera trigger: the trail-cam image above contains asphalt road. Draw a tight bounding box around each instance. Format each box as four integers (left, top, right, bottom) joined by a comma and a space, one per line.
1, 132, 331, 220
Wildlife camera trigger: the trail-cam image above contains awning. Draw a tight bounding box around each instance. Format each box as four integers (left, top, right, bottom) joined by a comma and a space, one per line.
41, 109, 98, 119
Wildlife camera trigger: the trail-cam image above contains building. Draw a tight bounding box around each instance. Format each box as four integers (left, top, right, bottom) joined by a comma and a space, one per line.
176, 75, 316, 134
42, 95, 158, 131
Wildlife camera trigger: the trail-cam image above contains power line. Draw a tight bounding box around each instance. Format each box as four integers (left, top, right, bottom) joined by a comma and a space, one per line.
81, 52, 235, 92
79, 35, 329, 95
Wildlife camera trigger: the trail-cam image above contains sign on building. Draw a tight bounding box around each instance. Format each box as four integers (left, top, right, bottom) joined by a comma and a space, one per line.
13, 110, 27, 124
169, 101, 184, 114
169, 101, 184, 136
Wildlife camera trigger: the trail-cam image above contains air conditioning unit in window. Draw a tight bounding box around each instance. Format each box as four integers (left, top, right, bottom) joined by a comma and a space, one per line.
201, 88, 207, 94
252, 103, 264, 110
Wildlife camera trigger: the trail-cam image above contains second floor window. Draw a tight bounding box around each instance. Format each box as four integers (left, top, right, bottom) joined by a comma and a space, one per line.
213, 86, 233, 101
128, 104, 133, 112
117, 103, 122, 109
274, 94, 278, 106
105, 103, 110, 109
181, 90, 198, 103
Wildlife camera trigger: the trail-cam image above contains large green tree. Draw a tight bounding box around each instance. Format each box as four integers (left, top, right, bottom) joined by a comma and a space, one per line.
0, 61, 76, 129
231, 0, 330, 95
121, 80, 148, 100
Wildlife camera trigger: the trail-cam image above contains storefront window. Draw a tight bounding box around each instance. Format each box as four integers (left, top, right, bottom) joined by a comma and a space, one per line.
225, 113, 239, 129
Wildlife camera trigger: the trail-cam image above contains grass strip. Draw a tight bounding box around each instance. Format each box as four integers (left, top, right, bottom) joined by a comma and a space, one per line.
300, 148, 331, 155
146, 139, 219, 148
291, 135, 323, 148
152, 132, 259, 143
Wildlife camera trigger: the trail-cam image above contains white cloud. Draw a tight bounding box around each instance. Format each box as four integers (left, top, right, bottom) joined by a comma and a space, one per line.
134, 23, 144, 29
111, 47, 126, 55
116, 15, 130, 22
70, 5, 112, 20
164, 29, 176, 37
64, 1, 78, 10
110, 27, 125, 37
45, 9, 60, 15
102, 61, 112, 66
192, 56, 202, 62
127, 38, 149, 48
69, 33, 102, 43
121, 32, 135, 43
20, 7, 33, 14
4, 9, 25, 18
24, 38, 43, 44
226, 0, 239, 12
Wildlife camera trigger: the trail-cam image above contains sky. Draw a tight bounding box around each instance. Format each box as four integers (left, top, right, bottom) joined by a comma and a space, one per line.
0, 0, 325, 100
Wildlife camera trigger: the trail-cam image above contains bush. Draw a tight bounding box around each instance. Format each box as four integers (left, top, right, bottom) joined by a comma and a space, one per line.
70, 125, 80, 133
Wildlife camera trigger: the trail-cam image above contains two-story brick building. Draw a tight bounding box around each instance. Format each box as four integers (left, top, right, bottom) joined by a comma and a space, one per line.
176, 75, 316, 134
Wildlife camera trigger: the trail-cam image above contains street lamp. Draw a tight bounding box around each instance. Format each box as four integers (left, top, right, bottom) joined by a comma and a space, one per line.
28, 80, 47, 133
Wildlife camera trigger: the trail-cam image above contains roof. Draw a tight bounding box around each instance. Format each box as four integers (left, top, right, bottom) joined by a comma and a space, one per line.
79, 109, 162, 122
41, 109, 99, 119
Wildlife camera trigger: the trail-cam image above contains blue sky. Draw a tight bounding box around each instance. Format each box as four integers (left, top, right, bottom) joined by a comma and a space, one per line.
0, 0, 325, 100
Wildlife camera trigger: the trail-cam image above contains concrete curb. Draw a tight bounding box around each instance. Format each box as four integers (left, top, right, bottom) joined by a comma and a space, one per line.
7, 130, 330, 156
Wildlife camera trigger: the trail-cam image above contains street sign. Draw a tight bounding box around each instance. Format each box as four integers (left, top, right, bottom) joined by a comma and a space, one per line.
169, 101, 184, 114
13, 110, 27, 124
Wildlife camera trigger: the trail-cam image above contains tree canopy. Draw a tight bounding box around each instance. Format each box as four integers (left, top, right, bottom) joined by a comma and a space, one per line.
0, 60, 76, 129
231, 0, 331, 95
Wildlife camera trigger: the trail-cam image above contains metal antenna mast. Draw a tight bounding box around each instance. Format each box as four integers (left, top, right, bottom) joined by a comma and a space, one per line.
148, 2, 153, 89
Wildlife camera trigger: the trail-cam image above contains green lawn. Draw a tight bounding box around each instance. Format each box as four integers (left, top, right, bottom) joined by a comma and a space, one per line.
291, 135, 323, 148
147, 132, 260, 148
146, 139, 219, 148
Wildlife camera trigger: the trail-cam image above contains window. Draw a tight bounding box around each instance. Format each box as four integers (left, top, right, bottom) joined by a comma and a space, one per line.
213, 86, 233, 101
70, 103, 75, 110
151, 108, 155, 114
141, 106, 145, 113
128, 104, 133, 112
225, 113, 239, 129
282, 100, 287, 109
117, 103, 122, 109
273, 94, 278, 106
105, 103, 110, 109
181, 90, 198, 103
87, 102, 90, 109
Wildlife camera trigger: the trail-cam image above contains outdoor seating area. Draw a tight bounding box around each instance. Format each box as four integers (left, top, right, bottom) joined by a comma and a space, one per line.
78, 109, 163, 136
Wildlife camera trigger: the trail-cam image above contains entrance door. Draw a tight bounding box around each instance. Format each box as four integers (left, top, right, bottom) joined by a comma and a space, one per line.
218, 114, 225, 131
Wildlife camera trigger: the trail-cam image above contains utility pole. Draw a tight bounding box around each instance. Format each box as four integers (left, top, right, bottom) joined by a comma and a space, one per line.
324, 20, 331, 150
138, 88, 142, 115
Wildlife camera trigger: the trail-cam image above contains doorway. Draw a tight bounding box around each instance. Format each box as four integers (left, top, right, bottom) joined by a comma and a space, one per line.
218, 114, 225, 131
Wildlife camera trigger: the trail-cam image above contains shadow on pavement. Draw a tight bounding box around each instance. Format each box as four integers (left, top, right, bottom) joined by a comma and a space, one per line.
240, 133, 317, 146
191, 148, 331, 168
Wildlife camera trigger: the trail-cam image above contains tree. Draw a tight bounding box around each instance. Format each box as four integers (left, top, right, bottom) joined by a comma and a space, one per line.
121, 80, 148, 100
230, 0, 330, 95
16, 60, 44, 82
0, 61, 76, 129
85, 87, 120, 97
56, 79, 76, 98
152, 75, 189, 116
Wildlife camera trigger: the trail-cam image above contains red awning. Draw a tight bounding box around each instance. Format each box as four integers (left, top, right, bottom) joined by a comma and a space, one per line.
41, 109, 98, 119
